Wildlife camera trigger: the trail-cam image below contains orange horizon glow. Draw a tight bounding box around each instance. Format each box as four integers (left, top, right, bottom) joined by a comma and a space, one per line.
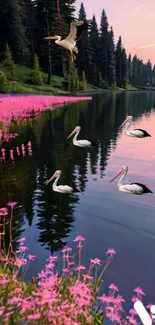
76, 0, 155, 65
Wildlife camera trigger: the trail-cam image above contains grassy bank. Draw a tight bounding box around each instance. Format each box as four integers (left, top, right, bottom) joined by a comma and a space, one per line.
0, 64, 138, 96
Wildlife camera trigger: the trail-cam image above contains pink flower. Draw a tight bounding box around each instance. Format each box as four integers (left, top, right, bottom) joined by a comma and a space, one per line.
126, 316, 137, 325
105, 248, 116, 256
83, 274, 93, 281
134, 286, 145, 296
61, 246, 72, 253
16, 245, 28, 253
46, 256, 57, 263
91, 258, 101, 265
109, 283, 119, 291
63, 268, 70, 273
131, 295, 138, 303
7, 202, 17, 209
28, 254, 36, 261
76, 266, 86, 271
74, 235, 85, 242
0, 207, 8, 216
17, 237, 26, 243
129, 308, 137, 315
27, 313, 41, 320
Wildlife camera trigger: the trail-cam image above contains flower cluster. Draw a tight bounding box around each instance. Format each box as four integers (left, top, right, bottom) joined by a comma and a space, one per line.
0, 202, 153, 324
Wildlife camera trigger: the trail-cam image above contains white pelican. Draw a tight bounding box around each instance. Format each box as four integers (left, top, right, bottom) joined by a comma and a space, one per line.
67, 126, 97, 147
44, 20, 91, 61
119, 116, 151, 138
109, 166, 153, 195
45, 170, 79, 194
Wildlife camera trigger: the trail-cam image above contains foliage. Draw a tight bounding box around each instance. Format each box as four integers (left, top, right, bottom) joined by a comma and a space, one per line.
2, 44, 16, 81
30, 54, 43, 85
0, 0, 154, 90
79, 70, 87, 90
0, 71, 11, 93
76, 3, 92, 82
89, 15, 100, 87
64, 59, 80, 93
0, 202, 151, 324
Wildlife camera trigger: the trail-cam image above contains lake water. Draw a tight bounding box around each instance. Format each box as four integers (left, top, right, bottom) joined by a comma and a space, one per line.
1, 91, 155, 313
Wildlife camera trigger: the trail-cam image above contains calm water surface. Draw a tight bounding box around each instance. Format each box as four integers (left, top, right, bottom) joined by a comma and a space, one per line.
1, 91, 155, 311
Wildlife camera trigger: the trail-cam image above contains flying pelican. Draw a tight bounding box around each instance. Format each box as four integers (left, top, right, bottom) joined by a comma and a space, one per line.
45, 170, 79, 194
119, 116, 151, 138
109, 165, 153, 195
67, 126, 97, 147
44, 20, 91, 61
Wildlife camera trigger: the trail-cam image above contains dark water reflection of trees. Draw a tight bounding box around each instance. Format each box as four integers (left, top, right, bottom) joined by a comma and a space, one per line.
1, 92, 155, 253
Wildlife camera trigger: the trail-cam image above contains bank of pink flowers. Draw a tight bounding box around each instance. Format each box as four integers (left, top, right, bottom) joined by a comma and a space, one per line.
0, 203, 152, 324
0, 95, 92, 125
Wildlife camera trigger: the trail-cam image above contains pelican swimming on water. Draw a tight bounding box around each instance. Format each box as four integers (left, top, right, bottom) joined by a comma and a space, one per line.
109, 165, 153, 195
119, 116, 151, 138
45, 170, 79, 194
44, 20, 91, 62
67, 126, 97, 147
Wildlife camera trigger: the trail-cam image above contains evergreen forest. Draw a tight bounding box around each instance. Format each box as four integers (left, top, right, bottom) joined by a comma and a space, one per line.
0, 0, 154, 92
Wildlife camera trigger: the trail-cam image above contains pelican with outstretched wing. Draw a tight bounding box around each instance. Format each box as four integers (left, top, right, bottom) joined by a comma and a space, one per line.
44, 20, 91, 61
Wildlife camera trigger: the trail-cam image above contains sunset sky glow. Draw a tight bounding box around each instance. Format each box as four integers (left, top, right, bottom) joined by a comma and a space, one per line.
76, 0, 155, 65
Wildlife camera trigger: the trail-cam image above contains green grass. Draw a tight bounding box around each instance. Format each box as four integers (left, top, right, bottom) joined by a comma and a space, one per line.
0, 64, 139, 95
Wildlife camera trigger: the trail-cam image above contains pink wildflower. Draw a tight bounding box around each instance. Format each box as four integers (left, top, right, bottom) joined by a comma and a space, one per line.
105, 248, 116, 256
83, 274, 93, 281
0, 279, 10, 284
27, 313, 41, 320
126, 316, 137, 325
129, 308, 137, 315
76, 265, 86, 271
7, 202, 17, 209
131, 296, 138, 303
63, 268, 70, 273
74, 235, 85, 242
61, 246, 72, 253
134, 286, 145, 296
109, 283, 119, 291
91, 258, 101, 265
17, 237, 26, 243
16, 245, 28, 253
28, 254, 36, 261
0, 207, 8, 216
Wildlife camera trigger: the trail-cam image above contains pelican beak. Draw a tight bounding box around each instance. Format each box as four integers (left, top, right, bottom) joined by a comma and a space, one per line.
45, 172, 57, 185
67, 129, 77, 140
44, 36, 57, 40
119, 117, 129, 129
109, 169, 124, 183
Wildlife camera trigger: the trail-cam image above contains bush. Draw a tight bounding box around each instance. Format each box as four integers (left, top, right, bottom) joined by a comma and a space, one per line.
2, 44, 16, 80
79, 71, 88, 90
63, 59, 80, 93
31, 54, 43, 85
0, 71, 10, 93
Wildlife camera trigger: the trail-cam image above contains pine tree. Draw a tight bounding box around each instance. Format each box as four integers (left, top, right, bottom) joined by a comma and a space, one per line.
99, 9, 109, 83
7, 0, 28, 64
89, 15, 100, 86
115, 36, 122, 87
127, 54, 132, 84
64, 59, 79, 93
31, 53, 43, 85
76, 3, 91, 81
107, 26, 116, 87
2, 44, 16, 80
121, 48, 127, 88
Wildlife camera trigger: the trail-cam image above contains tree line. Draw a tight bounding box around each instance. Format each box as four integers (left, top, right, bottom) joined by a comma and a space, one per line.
0, 0, 154, 89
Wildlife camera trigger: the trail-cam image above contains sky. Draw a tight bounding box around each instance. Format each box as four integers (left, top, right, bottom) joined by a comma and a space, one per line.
75, 0, 155, 65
